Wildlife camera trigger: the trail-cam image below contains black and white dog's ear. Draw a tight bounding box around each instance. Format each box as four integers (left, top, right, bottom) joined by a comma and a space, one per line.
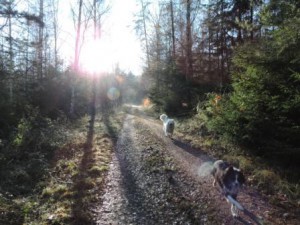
225, 166, 234, 175
238, 172, 246, 185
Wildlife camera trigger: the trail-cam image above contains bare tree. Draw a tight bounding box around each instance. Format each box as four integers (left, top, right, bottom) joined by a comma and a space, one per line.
50, 0, 59, 69
185, 0, 193, 80
37, 0, 44, 79
135, 0, 151, 68
69, 0, 109, 116
8, 1, 14, 102
74, 0, 83, 72
69, 0, 83, 116
170, 0, 176, 58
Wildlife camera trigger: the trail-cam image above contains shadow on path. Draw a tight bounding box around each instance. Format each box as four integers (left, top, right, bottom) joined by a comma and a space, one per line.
102, 112, 118, 144
71, 112, 95, 225
102, 115, 155, 224
172, 138, 213, 162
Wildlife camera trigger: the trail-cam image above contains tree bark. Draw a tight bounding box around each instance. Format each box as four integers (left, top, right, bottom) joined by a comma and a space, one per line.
38, 0, 44, 79
70, 0, 83, 116
185, 0, 193, 80
170, 0, 176, 59
52, 0, 59, 69
91, 0, 98, 117
250, 2, 254, 40
141, 0, 150, 68
8, 2, 13, 103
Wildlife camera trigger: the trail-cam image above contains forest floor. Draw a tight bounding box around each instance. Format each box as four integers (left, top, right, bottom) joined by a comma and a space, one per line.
92, 107, 299, 225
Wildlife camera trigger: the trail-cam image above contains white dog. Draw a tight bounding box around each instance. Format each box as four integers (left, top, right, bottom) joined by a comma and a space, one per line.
160, 114, 175, 138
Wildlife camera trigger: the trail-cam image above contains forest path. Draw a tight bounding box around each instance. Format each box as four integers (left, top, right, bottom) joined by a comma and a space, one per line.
94, 112, 296, 225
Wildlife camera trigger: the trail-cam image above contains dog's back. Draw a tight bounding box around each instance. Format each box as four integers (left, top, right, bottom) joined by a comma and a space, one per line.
211, 160, 229, 176
160, 114, 175, 137
166, 119, 175, 134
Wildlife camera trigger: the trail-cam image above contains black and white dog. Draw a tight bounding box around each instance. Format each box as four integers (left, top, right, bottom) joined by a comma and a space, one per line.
211, 160, 246, 217
160, 114, 175, 138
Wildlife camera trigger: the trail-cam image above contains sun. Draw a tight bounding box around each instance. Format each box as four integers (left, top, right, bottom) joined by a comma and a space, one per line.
80, 39, 113, 74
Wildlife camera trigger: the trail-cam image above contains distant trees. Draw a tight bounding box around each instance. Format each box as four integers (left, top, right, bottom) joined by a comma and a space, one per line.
202, 0, 263, 83
137, 0, 300, 148
69, 0, 110, 116
0, 0, 113, 118
136, 0, 265, 86
199, 0, 300, 147
0, 0, 113, 142
135, 0, 221, 113
1, 1, 39, 102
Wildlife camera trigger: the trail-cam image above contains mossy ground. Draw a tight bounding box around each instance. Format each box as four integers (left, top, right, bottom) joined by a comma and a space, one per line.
0, 111, 125, 225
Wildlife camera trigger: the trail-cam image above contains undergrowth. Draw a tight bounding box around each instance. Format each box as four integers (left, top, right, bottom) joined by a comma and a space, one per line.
0, 111, 125, 225
175, 114, 300, 211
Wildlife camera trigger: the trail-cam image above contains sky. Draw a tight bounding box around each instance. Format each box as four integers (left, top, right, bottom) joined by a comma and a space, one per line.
58, 0, 144, 75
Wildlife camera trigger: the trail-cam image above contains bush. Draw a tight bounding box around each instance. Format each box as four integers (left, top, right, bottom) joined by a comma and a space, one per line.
204, 37, 300, 148
253, 169, 281, 193
148, 62, 219, 116
0, 106, 68, 195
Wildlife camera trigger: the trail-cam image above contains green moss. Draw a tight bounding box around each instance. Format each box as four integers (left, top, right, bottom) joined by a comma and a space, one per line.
253, 169, 281, 193
88, 165, 109, 176
41, 184, 69, 198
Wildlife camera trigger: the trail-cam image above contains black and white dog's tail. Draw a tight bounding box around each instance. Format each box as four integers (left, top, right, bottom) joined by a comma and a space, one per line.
160, 114, 168, 122
197, 161, 215, 177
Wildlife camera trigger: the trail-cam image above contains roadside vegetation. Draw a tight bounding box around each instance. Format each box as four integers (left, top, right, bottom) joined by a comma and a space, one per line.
143, 0, 300, 219
0, 111, 125, 225
0, 65, 133, 224
0, 106, 124, 225
25, 112, 125, 225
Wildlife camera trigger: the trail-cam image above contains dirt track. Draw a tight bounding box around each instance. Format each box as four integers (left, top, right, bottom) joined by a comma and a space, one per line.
95, 113, 297, 225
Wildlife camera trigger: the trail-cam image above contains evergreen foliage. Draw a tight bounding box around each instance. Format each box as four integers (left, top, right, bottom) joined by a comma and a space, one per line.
205, 2, 300, 148
148, 63, 189, 114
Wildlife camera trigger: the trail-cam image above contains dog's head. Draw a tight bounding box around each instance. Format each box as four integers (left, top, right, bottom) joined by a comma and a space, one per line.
224, 166, 245, 186
223, 166, 245, 196
212, 160, 245, 197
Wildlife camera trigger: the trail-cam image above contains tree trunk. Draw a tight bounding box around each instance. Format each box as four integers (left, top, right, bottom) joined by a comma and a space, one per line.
170, 0, 176, 59
38, 0, 44, 79
91, 0, 97, 118
74, 0, 83, 72
155, 24, 160, 91
70, 0, 83, 116
52, 0, 59, 69
185, 0, 193, 80
220, 0, 225, 87
250, 3, 254, 40
141, 0, 150, 68
8, 2, 13, 103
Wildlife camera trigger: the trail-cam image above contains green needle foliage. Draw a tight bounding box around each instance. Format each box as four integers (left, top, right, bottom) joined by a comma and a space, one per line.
206, 1, 300, 149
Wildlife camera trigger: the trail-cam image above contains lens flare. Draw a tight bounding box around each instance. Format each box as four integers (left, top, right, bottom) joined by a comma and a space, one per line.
107, 87, 120, 100
116, 75, 124, 84
143, 98, 151, 107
